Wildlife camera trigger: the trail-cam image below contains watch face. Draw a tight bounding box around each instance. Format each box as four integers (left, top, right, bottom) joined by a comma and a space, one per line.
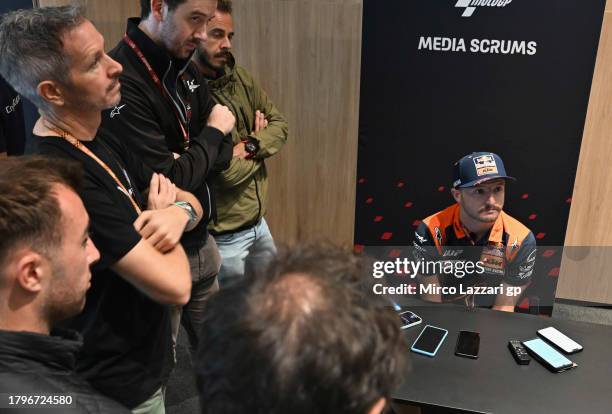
245, 142, 257, 153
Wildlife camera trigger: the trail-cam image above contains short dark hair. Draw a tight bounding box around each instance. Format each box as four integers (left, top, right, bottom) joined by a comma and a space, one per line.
0, 6, 85, 113
0, 156, 83, 269
196, 243, 408, 414
217, 0, 232, 14
140, 0, 189, 18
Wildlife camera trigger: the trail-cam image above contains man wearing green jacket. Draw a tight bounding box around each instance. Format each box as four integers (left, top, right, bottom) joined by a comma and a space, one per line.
193, 0, 288, 286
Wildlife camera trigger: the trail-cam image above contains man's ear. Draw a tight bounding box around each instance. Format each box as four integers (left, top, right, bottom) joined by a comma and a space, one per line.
451, 187, 462, 204
38, 80, 66, 108
15, 251, 47, 294
368, 398, 386, 414
150, 0, 166, 22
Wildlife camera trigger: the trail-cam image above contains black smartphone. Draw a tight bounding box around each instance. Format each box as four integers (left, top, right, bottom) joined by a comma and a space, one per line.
455, 330, 480, 359
399, 310, 422, 330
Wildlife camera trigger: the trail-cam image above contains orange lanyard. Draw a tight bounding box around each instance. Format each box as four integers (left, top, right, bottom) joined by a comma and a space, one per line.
47, 126, 142, 215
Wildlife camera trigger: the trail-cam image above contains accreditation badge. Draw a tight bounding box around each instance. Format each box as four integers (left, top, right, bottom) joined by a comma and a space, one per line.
480, 243, 505, 275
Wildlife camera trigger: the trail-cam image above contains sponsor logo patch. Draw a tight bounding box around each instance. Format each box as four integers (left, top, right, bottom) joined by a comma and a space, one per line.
473, 154, 499, 177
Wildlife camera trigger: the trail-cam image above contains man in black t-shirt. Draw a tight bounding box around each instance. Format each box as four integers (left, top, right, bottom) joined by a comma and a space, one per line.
0, 74, 26, 156
0, 7, 204, 411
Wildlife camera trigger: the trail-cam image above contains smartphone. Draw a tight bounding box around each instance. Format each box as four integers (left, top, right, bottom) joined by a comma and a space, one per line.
410, 325, 448, 357
537, 327, 583, 354
455, 330, 480, 359
399, 310, 422, 329
522, 338, 576, 373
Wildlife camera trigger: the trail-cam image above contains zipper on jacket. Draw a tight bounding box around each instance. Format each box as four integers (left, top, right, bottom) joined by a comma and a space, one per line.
162, 61, 189, 127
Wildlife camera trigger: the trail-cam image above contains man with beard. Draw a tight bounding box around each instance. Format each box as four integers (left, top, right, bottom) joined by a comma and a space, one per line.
193, 0, 288, 286
99, 0, 235, 351
413, 152, 537, 311
0, 6, 203, 412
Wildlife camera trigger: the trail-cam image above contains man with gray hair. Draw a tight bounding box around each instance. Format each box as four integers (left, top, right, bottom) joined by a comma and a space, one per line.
0, 6, 204, 412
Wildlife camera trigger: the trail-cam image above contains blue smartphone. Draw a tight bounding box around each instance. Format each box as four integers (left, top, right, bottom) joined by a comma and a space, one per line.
411, 325, 448, 357
522, 338, 575, 372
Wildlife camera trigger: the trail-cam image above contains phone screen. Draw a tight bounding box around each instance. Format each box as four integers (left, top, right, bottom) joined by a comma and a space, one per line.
455, 331, 480, 358
399, 311, 421, 326
523, 338, 573, 370
413, 326, 447, 354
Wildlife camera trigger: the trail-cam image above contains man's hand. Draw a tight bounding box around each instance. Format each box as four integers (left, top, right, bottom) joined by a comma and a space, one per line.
253, 109, 268, 132
207, 104, 235, 135
147, 173, 177, 210
492, 282, 526, 313
233, 142, 248, 159
133, 206, 189, 253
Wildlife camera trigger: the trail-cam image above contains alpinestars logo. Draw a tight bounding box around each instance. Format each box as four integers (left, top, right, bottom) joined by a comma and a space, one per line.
186, 80, 200, 93
455, 0, 513, 18
110, 104, 126, 118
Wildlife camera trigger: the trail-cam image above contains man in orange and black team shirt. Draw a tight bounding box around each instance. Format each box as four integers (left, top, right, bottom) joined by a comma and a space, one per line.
413, 152, 537, 312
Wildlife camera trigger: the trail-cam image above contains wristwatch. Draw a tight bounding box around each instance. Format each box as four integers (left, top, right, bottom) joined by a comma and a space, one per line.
174, 201, 198, 227
243, 135, 260, 159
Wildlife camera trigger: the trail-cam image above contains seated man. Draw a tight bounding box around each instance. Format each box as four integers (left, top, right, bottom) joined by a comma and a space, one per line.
0, 156, 129, 413
414, 152, 537, 311
196, 243, 408, 414
0, 6, 203, 411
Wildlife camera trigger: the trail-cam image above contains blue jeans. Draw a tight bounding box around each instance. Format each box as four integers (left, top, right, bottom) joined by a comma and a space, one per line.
214, 218, 277, 287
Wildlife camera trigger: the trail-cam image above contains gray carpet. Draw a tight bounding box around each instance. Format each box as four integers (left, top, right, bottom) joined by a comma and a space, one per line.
166, 325, 200, 414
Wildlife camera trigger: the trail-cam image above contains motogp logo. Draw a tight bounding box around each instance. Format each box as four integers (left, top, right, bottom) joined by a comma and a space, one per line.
455, 0, 513, 18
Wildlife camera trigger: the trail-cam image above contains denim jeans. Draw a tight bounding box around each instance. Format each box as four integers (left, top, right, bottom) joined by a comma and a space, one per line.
214, 218, 277, 287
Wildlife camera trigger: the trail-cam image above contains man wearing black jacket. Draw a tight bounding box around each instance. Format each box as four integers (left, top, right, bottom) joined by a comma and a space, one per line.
99, 0, 235, 350
0, 156, 129, 413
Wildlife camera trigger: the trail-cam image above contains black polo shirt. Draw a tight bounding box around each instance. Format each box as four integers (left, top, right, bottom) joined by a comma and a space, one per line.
37, 135, 173, 409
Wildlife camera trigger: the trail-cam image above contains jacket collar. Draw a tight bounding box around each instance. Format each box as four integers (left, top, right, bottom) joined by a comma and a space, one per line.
0, 328, 83, 372
125, 18, 193, 83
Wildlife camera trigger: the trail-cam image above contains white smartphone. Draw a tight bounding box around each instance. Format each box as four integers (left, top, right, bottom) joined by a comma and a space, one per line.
537, 327, 583, 354
399, 310, 422, 329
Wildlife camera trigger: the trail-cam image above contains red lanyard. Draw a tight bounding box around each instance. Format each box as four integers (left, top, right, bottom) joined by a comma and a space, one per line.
123, 34, 190, 148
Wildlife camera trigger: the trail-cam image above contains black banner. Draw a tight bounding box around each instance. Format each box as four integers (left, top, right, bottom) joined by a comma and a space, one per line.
355, 0, 606, 313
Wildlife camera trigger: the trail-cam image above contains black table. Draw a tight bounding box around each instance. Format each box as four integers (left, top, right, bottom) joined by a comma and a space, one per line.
392, 305, 612, 414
